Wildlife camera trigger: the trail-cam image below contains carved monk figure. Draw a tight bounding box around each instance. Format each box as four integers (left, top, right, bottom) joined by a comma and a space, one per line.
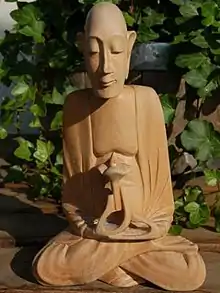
33, 2, 206, 291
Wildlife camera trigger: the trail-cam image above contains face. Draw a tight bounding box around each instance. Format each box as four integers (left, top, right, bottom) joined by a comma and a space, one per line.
83, 29, 132, 99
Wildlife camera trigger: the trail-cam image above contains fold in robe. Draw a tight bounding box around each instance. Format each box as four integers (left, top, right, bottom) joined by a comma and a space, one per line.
33, 86, 206, 291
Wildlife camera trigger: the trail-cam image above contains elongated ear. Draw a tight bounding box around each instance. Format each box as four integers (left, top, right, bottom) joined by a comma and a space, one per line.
126, 31, 137, 79
76, 32, 85, 53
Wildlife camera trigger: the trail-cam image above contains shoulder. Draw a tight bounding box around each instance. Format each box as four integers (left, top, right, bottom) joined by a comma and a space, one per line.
63, 89, 91, 125
133, 85, 158, 97
132, 85, 162, 109
64, 89, 90, 110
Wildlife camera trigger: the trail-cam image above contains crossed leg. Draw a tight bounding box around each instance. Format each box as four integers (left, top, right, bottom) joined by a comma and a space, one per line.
33, 229, 206, 291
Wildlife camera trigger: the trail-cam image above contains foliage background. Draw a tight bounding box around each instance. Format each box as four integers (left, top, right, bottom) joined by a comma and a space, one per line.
0, 0, 220, 233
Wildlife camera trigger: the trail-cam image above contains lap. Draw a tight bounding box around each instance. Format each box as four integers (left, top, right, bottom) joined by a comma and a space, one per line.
33, 229, 205, 289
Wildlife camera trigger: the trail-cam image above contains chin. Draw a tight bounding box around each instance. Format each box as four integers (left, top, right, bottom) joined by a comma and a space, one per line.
94, 85, 124, 99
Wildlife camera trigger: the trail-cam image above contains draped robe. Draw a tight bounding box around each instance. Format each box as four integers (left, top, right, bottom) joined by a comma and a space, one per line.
33, 85, 206, 291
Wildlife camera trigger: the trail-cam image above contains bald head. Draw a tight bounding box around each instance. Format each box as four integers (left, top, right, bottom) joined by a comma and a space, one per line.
85, 2, 127, 37
81, 2, 136, 99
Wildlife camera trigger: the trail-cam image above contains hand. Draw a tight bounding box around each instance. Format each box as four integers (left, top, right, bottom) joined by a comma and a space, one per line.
103, 163, 131, 181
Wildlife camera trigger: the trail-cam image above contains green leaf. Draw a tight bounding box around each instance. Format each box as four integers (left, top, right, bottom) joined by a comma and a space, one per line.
14, 137, 34, 161
55, 152, 63, 166
179, 2, 199, 18
30, 103, 46, 117
201, 2, 218, 18
174, 198, 184, 210
10, 4, 40, 26
50, 111, 63, 130
33, 140, 55, 163
142, 8, 165, 27
160, 94, 177, 124
215, 218, 220, 233
40, 174, 50, 184
137, 27, 159, 42
4, 165, 24, 183
51, 166, 61, 176
184, 202, 200, 213
214, 206, 220, 232
181, 119, 220, 162
0, 127, 8, 139
202, 15, 215, 26
11, 81, 29, 96
19, 21, 45, 43
175, 53, 207, 70
190, 204, 210, 225
123, 12, 135, 27
185, 202, 210, 225
50, 88, 64, 105
29, 117, 42, 128
169, 225, 183, 235
169, 0, 184, 5
184, 186, 202, 202
191, 35, 209, 48
184, 69, 207, 88
175, 17, 188, 25
197, 79, 218, 99
172, 34, 186, 44
204, 169, 220, 186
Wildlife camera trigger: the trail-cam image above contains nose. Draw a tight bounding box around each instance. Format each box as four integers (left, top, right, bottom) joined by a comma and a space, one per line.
102, 50, 112, 74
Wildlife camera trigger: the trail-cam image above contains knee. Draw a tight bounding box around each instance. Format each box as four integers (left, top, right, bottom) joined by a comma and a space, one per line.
180, 252, 206, 291
32, 242, 98, 286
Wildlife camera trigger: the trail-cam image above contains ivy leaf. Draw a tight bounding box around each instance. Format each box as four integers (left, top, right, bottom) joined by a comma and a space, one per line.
10, 4, 40, 26
33, 140, 55, 163
191, 35, 209, 48
0, 127, 8, 139
202, 15, 215, 26
4, 165, 24, 183
40, 174, 50, 184
190, 204, 210, 225
175, 53, 207, 70
19, 21, 45, 43
201, 2, 218, 18
51, 166, 61, 176
55, 152, 63, 166
215, 218, 220, 233
29, 117, 42, 128
160, 94, 177, 124
184, 69, 207, 88
123, 12, 135, 26
181, 119, 220, 161
169, 0, 184, 5
197, 79, 218, 99
179, 2, 199, 18
184, 186, 202, 202
169, 225, 183, 236
184, 201, 200, 213
184, 202, 210, 225
51, 88, 64, 105
172, 34, 186, 44
50, 111, 63, 130
142, 8, 165, 27
204, 169, 220, 186
214, 206, 220, 233
11, 81, 29, 96
30, 103, 46, 117
174, 198, 185, 210
137, 28, 159, 42
14, 137, 34, 161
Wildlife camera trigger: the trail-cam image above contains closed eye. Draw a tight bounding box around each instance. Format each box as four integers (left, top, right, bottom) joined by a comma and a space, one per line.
111, 50, 123, 55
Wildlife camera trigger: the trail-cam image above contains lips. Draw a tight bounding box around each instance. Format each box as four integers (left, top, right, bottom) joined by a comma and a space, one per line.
100, 80, 116, 88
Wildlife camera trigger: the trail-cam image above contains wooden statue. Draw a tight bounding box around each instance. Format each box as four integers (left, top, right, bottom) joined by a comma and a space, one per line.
33, 2, 206, 291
